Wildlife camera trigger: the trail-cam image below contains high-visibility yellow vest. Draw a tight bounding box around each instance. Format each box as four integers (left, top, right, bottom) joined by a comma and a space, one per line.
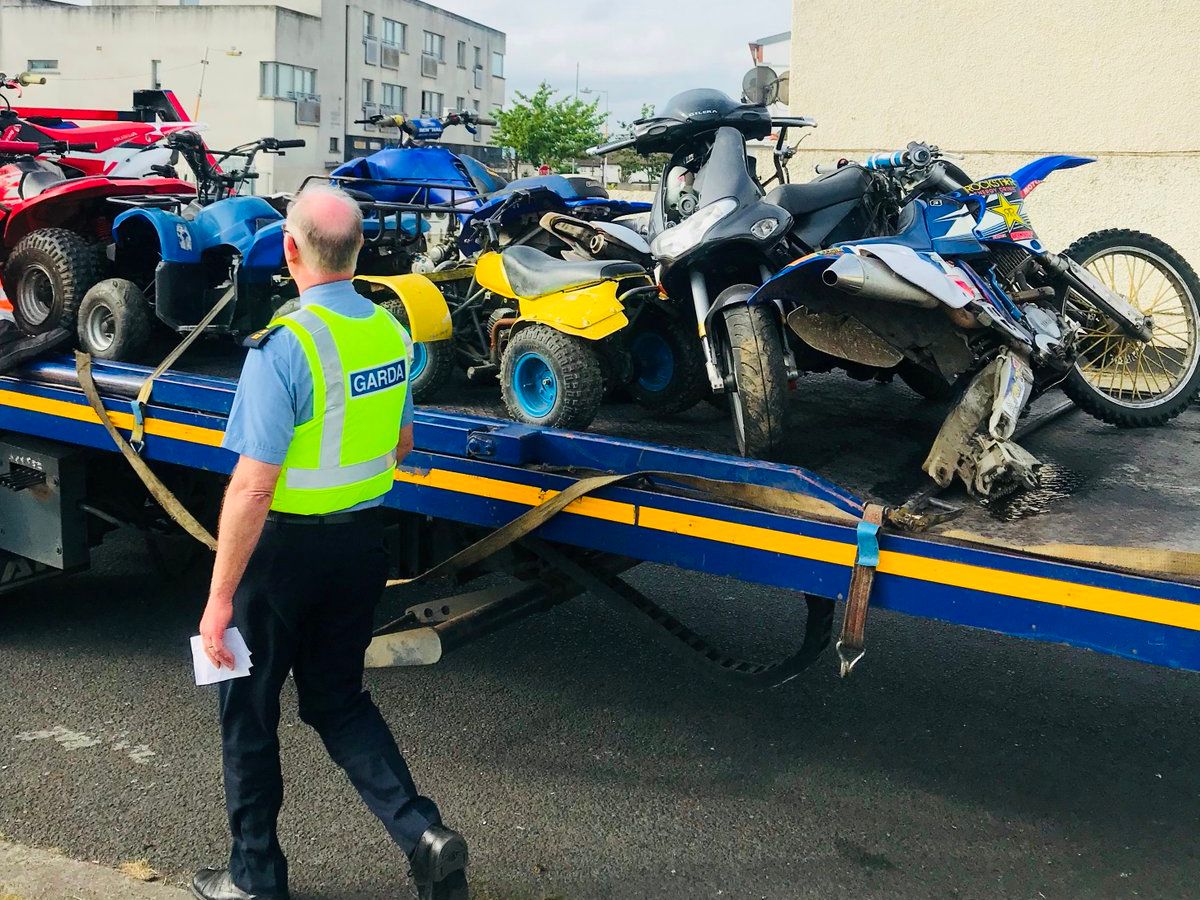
269, 303, 411, 515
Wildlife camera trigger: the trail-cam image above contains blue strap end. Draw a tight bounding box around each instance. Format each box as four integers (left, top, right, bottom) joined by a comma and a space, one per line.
856, 520, 881, 568
130, 400, 145, 426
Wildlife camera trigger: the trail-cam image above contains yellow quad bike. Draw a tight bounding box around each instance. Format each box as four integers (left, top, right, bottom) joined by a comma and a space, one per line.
473, 246, 665, 429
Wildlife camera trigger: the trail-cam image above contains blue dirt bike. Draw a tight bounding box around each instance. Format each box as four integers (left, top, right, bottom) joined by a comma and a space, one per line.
731, 142, 1200, 494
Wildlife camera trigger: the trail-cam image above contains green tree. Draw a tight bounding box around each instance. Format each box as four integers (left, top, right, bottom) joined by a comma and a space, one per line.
491, 82, 605, 171
607, 103, 669, 186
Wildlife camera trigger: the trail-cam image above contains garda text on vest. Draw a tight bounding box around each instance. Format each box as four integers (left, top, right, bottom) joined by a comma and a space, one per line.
349, 358, 408, 397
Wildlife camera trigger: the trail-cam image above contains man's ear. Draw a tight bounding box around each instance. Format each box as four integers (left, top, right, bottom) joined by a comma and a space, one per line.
283, 231, 300, 263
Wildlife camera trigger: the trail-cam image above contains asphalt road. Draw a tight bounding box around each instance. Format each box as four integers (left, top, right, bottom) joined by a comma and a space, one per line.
3, 377, 1200, 899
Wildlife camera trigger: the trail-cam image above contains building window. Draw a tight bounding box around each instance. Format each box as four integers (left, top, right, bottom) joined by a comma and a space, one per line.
491, 51, 504, 78
456, 41, 467, 68
423, 31, 445, 61
329, 137, 339, 153
363, 11, 375, 36
472, 99, 481, 142
382, 18, 406, 50
261, 62, 317, 100
420, 91, 443, 116
26, 59, 59, 72
474, 46, 482, 68
362, 79, 374, 104
382, 83, 406, 113
455, 96, 465, 113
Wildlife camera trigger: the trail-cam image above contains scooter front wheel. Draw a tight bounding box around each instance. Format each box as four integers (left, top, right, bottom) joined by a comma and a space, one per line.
719, 292, 787, 458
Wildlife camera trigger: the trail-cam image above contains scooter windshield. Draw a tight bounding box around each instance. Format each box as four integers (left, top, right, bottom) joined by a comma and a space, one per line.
693, 127, 761, 206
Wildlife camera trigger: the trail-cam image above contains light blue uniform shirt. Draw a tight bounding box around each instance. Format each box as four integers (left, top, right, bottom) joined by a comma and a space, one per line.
222, 280, 414, 510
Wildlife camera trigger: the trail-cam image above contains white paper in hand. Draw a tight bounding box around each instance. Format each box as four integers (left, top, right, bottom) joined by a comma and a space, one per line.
191, 627, 253, 686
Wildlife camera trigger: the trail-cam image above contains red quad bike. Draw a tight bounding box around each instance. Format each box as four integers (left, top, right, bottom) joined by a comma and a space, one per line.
0, 74, 195, 338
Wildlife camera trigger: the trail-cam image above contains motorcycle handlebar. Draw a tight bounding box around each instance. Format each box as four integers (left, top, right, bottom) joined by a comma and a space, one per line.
587, 136, 636, 156
0, 139, 43, 154
18, 72, 46, 86
270, 138, 306, 150
472, 114, 497, 127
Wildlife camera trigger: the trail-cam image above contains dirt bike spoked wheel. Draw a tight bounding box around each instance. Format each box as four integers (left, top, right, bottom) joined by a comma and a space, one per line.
7, 228, 101, 335
1063, 230, 1200, 427
627, 310, 706, 415
718, 288, 787, 458
500, 324, 603, 430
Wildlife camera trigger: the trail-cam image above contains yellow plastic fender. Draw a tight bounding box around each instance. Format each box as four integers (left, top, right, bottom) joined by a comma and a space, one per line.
518, 279, 630, 341
352, 273, 453, 342
473, 251, 514, 298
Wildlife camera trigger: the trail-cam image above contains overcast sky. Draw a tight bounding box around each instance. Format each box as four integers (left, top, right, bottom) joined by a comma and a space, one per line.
431, 0, 790, 130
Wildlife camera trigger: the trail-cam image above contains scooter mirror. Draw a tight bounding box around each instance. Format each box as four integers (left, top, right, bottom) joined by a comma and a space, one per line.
741, 65, 779, 106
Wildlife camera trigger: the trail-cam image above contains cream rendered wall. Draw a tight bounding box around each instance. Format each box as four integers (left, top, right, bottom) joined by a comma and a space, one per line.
787, 0, 1200, 264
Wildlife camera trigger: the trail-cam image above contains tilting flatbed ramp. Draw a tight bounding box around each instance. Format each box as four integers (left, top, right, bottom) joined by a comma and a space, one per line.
1, 356, 1198, 675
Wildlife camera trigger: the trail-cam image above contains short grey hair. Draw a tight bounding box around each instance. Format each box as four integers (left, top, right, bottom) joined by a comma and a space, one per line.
286, 184, 364, 273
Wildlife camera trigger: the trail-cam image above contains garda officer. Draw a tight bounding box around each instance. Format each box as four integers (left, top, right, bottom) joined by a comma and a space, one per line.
194, 185, 468, 900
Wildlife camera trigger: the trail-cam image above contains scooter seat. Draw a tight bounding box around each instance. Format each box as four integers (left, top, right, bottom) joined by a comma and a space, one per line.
765, 165, 871, 217
500, 245, 644, 299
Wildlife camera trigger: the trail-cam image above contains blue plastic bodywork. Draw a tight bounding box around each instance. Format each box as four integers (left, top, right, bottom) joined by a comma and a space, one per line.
113, 196, 284, 283
5, 355, 1200, 675
1011, 154, 1095, 193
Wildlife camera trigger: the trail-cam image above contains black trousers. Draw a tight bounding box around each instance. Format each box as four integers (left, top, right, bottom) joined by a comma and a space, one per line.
218, 513, 441, 895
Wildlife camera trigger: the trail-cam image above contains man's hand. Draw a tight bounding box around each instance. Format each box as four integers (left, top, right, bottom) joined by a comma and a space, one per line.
199, 596, 236, 669
202, 456, 282, 668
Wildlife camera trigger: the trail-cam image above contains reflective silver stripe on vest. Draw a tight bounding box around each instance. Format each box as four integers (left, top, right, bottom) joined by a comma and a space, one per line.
284, 450, 397, 490
289, 308, 345, 468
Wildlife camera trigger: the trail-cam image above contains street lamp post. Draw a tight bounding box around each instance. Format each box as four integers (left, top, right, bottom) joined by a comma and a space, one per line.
581, 87, 610, 185
195, 46, 243, 119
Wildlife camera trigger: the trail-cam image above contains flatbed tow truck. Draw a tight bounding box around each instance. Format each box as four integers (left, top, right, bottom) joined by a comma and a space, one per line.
2, 348, 1199, 684
1, 90, 1197, 685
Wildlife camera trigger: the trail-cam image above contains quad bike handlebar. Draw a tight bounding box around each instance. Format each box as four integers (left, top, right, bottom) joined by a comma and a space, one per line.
353, 110, 496, 132
166, 132, 303, 204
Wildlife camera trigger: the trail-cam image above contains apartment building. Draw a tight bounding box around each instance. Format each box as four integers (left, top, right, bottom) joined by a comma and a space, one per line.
0, 0, 506, 192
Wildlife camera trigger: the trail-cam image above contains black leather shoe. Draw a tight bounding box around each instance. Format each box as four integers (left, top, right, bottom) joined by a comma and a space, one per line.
410, 825, 469, 900
191, 867, 289, 900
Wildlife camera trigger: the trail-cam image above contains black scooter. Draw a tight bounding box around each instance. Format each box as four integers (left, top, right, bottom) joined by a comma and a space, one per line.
590, 86, 897, 453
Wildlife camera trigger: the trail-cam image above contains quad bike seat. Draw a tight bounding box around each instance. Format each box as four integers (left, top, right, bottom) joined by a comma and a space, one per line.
500, 245, 644, 299
765, 165, 871, 217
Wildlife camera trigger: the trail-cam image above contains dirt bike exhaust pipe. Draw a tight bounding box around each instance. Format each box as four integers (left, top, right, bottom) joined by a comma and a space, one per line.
822, 254, 940, 309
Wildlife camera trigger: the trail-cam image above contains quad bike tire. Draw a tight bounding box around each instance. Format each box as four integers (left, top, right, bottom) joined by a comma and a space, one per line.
719, 290, 787, 458
628, 309, 707, 415
6, 228, 102, 335
1062, 229, 1200, 427
77, 279, 153, 361
383, 298, 454, 402
500, 323, 603, 430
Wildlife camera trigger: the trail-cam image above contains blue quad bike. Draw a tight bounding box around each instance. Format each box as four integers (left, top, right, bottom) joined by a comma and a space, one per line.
84, 130, 453, 378
328, 110, 650, 277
